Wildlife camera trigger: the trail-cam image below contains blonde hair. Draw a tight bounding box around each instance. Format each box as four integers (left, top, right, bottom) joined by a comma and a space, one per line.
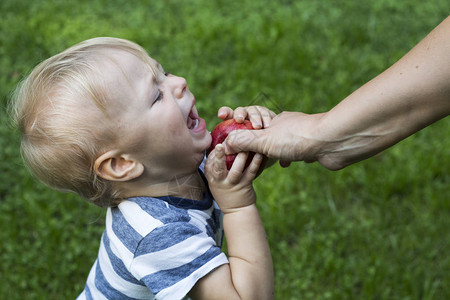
11, 37, 158, 207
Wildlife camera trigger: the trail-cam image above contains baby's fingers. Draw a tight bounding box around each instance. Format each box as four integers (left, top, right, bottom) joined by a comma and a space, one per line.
243, 153, 264, 181
260, 107, 276, 129
227, 152, 248, 184
248, 106, 276, 129
217, 106, 234, 120
205, 144, 227, 180
241, 106, 262, 129
233, 107, 248, 123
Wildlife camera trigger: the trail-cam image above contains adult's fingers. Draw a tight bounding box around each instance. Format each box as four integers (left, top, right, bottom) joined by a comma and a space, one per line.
224, 128, 267, 155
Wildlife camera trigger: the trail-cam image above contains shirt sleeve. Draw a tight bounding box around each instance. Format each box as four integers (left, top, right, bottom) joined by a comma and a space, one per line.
129, 221, 228, 300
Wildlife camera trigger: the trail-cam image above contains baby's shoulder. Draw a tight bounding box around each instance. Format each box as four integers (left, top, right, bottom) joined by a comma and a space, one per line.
118, 197, 192, 229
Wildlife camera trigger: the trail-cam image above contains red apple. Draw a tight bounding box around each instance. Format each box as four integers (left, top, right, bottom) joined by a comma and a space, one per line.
207, 119, 255, 170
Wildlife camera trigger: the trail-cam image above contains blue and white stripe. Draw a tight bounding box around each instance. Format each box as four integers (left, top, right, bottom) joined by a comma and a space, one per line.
77, 189, 227, 300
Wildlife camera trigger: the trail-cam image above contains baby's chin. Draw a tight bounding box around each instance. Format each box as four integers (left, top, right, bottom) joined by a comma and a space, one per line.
200, 131, 213, 151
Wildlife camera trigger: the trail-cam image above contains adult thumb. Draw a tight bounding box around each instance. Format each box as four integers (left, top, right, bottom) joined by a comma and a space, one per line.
223, 128, 267, 155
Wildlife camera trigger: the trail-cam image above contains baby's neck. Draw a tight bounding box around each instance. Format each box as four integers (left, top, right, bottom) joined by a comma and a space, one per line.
121, 170, 207, 201
165, 171, 206, 201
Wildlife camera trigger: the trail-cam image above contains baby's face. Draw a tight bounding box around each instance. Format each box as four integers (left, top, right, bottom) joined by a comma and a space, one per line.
101, 50, 211, 179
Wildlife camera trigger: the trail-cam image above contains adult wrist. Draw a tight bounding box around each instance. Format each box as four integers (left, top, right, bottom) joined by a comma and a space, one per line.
307, 112, 349, 170
299, 112, 329, 162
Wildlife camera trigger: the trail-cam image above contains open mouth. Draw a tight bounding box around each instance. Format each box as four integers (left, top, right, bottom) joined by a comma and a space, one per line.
187, 109, 199, 130
186, 104, 207, 134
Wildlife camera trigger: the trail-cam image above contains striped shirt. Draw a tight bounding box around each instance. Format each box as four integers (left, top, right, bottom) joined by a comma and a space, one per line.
77, 173, 227, 299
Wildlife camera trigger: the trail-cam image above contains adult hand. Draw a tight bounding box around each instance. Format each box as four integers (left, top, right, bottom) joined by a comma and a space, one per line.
225, 17, 450, 171
223, 111, 325, 168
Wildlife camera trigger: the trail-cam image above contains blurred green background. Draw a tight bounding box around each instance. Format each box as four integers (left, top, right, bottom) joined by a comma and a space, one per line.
1, 1, 449, 299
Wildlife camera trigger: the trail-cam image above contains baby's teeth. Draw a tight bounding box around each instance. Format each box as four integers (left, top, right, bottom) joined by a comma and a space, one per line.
194, 119, 199, 129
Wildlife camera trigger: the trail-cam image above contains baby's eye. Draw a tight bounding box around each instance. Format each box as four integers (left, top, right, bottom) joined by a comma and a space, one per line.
164, 72, 171, 77
154, 90, 164, 102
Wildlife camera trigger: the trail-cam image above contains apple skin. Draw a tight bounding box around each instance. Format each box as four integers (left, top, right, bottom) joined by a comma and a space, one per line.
207, 119, 255, 170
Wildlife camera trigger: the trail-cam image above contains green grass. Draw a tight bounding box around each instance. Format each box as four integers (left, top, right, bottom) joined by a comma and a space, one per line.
1, 0, 449, 299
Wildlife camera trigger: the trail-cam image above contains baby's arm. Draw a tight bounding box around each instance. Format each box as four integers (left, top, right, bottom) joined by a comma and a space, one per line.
189, 146, 273, 300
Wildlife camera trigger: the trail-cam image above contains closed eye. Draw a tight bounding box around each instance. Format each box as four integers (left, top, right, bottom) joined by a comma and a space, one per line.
155, 89, 164, 102
151, 89, 164, 106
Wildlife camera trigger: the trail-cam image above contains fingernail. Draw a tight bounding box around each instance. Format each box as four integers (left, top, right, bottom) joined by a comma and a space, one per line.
222, 143, 228, 154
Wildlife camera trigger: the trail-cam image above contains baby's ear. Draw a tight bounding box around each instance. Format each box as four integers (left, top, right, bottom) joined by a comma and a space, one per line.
94, 151, 144, 181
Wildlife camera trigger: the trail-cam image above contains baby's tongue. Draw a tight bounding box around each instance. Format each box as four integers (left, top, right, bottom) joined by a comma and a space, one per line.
187, 116, 194, 129
188, 110, 199, 129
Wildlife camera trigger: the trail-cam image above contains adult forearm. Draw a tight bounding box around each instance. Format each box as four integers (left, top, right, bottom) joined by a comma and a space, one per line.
224, 17, 449, 170
313, 17, 450, 169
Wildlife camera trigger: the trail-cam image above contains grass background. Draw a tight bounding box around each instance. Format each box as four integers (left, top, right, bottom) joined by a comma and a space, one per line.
1, 1, 449, 299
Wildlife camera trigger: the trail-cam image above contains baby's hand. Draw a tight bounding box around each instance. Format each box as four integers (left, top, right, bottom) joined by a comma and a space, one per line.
218, 105, 276, 130
205, 144, 264, 213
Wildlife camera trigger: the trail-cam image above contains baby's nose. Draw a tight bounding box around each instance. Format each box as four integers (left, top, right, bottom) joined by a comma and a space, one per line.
174, 76, 187, 99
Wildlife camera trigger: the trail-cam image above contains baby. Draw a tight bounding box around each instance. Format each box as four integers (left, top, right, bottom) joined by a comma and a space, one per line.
12, 37, 274, 299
